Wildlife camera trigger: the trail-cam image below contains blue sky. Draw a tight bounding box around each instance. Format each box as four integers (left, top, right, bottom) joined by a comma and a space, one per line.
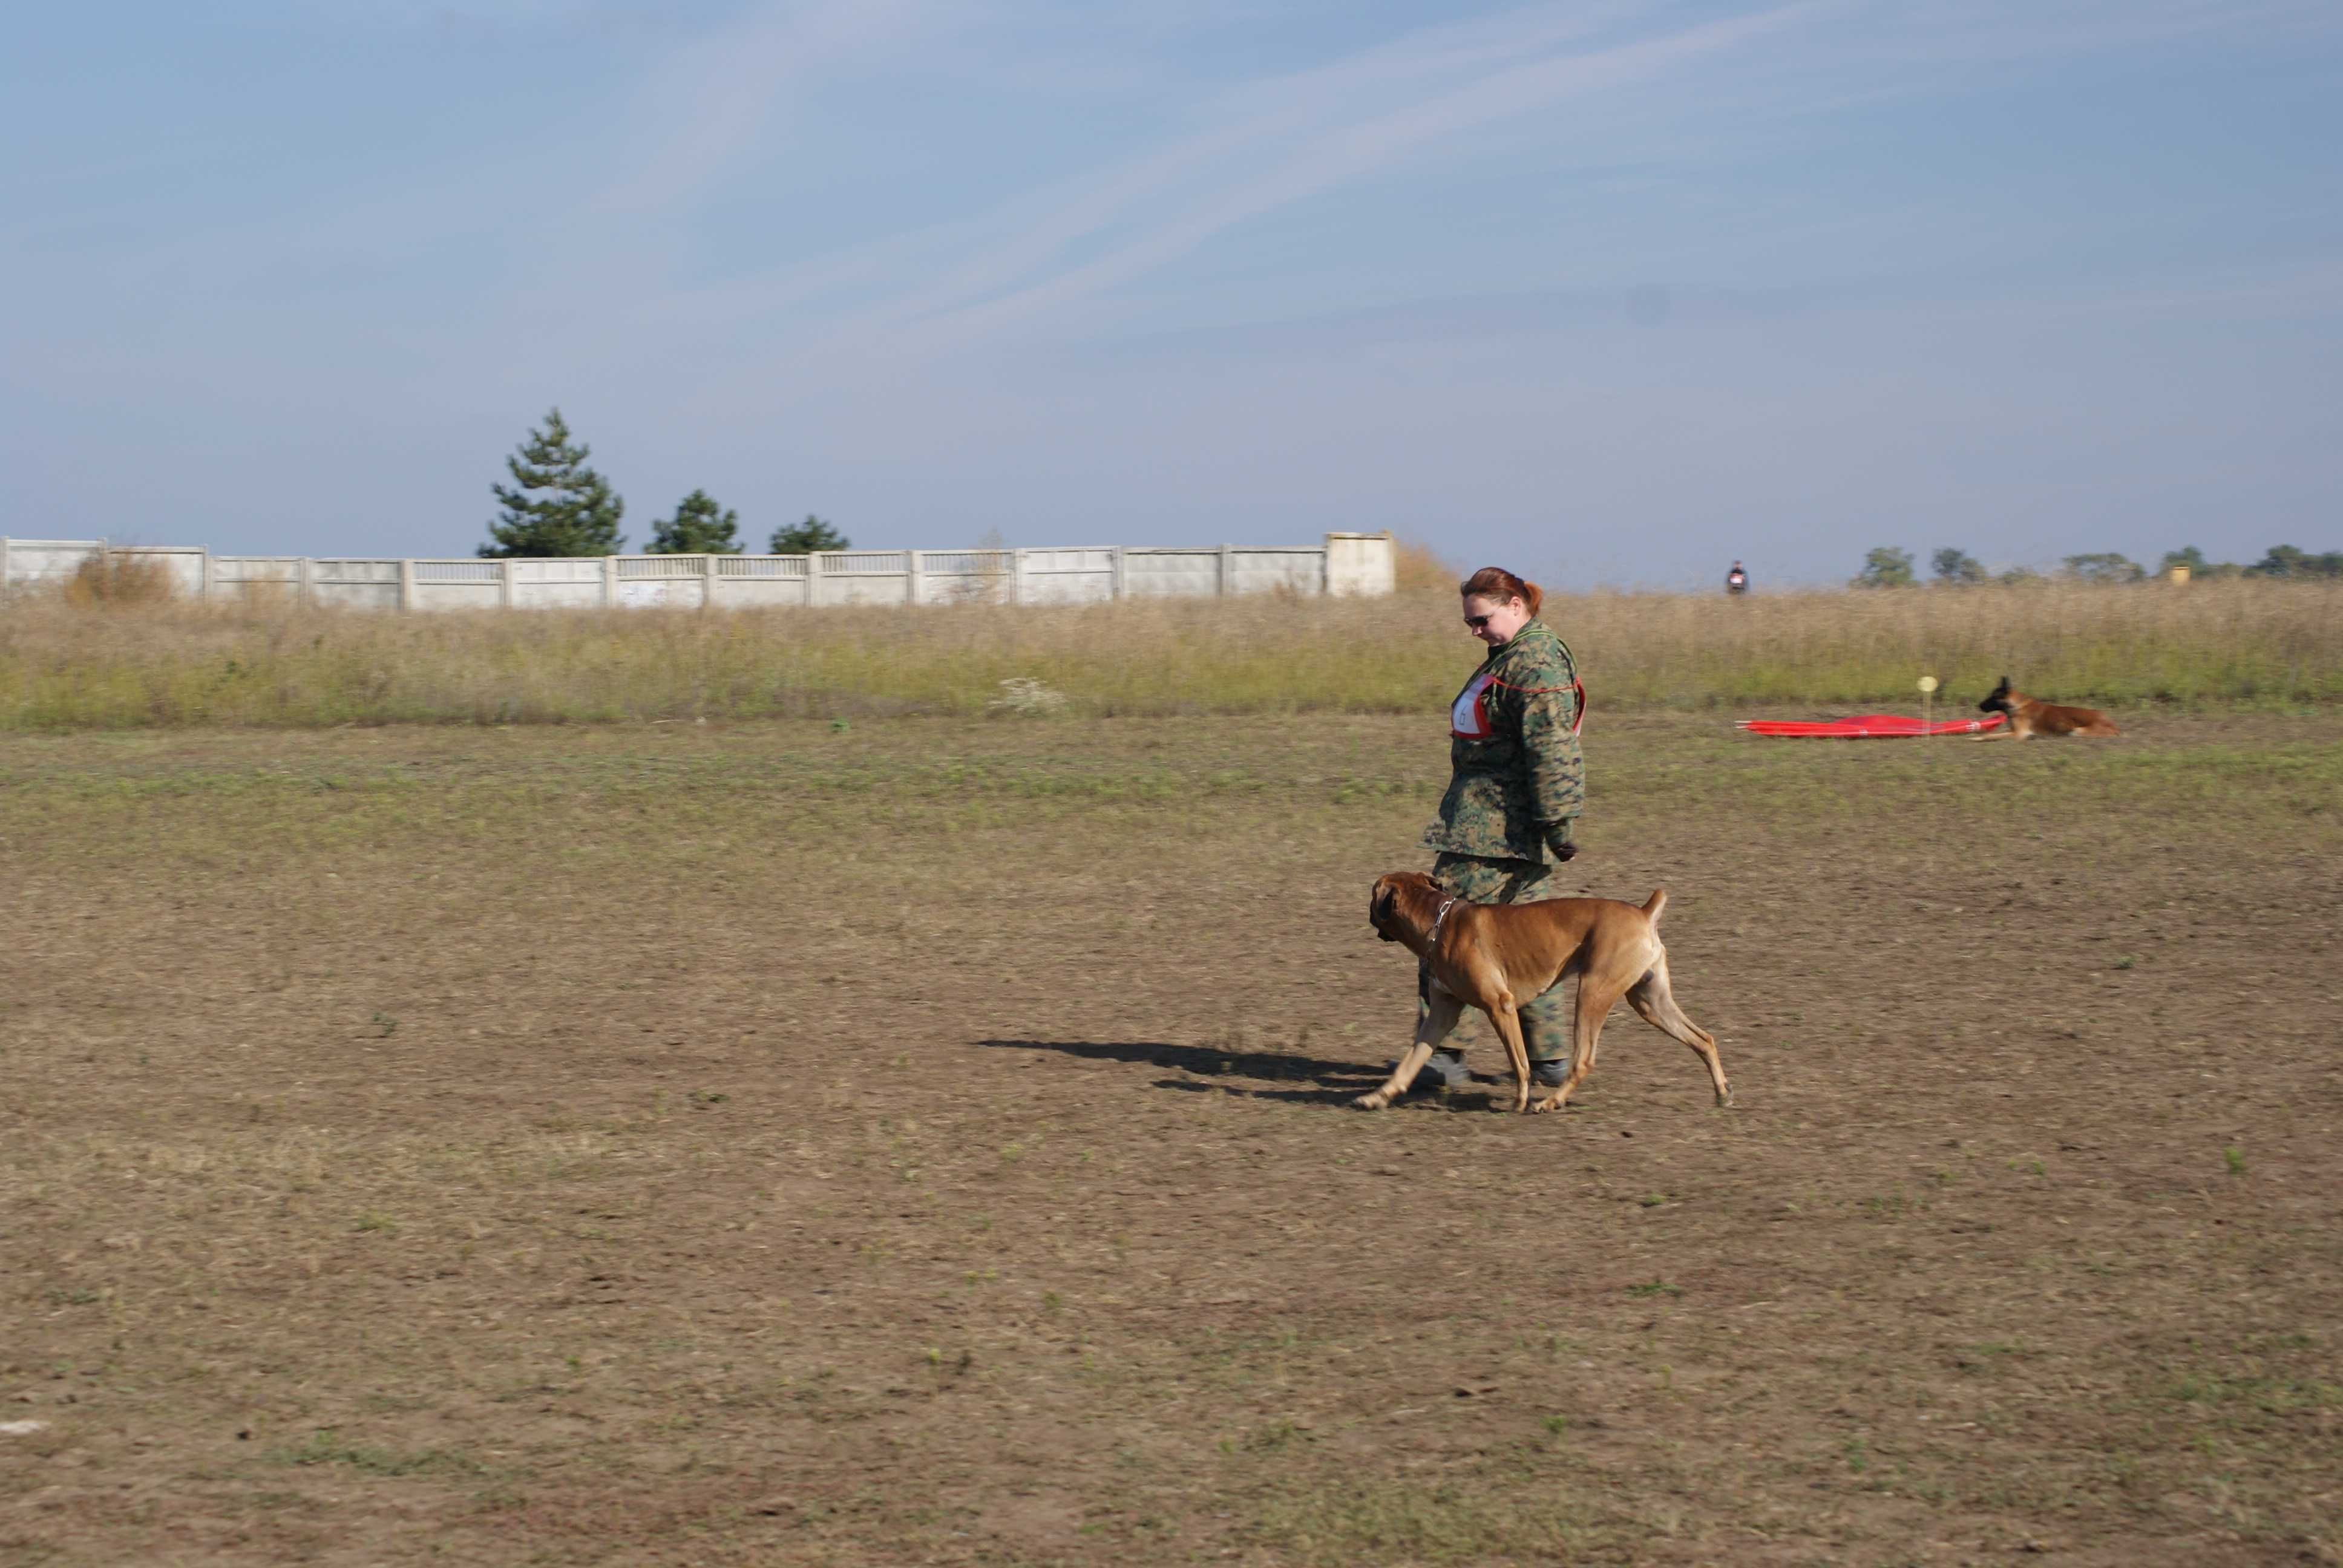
2, 1, 2337, 587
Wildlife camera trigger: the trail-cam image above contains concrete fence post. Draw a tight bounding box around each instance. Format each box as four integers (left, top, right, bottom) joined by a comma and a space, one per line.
906, 549, 924, 607
398, 556, 415, 613
807, 552, 825, 607
1011, 549, 1028, 606
500, 557, 516, 609
1219, 542, 1234, 597
0, 537, 11, 596
602, 555, 620, 608
1110, 545, 1126, 600
298, 557, 315, 606
702, 553, 719, 609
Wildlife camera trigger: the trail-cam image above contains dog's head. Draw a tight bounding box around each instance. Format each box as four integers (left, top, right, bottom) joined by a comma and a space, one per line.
1979, 675, 2014, 716
1369, 871, 1438, 943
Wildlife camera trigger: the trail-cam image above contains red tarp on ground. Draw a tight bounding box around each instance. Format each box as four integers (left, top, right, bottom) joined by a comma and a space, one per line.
1735, 713, 2006, 739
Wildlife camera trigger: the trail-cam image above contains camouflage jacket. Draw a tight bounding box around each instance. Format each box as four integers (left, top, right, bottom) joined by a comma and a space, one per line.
1423, 619, 1584, 863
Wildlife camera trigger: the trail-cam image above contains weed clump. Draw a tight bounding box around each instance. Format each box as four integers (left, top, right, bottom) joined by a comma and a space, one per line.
62, 552, 179, 609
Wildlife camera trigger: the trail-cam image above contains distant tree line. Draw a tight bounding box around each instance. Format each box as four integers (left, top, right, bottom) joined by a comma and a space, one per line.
477, 408, 851, 559
1852, 542, 2341, 589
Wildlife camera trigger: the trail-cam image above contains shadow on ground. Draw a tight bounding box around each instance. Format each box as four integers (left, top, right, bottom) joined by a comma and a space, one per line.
975, 1036, 1509, 1112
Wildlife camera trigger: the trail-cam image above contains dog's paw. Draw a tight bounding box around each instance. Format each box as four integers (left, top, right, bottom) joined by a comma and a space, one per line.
1529, 1097, 1563, 1116
1353, 1092, 1391, 1111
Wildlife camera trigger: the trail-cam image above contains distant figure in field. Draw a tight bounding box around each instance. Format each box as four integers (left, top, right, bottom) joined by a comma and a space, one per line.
1725, 561, 1749, 595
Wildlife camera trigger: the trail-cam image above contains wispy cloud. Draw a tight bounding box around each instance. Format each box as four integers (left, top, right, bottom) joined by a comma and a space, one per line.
594, 0, 968, 217
652, 0, 2327, 370
895, 4, 1821, 348
628, 1, 1780, 364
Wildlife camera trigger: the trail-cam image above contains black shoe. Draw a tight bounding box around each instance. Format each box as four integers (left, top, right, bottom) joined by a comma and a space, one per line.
1390, 1051, 1471, 1092
1532, 1060, 1568, 1089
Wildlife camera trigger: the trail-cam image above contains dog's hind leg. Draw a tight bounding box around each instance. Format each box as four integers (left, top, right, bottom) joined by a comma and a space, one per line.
1356, 987, 1465, 1110
1625, 955, 1731, 1107
1530, 975, 1622, 1116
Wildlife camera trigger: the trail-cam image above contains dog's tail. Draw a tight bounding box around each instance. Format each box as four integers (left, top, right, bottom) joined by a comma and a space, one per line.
1642, 888, 1667, 924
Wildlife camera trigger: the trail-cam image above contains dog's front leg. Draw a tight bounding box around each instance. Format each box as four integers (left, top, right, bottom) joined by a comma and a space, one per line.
1486, 996, 1532, 1114
1356, 987, 1464, 1109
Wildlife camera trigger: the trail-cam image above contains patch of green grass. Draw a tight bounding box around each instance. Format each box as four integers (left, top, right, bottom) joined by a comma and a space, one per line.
2165, 1372, 2341, 1413
1240, 1420, 1312, 1452
1243, 1469, 1593, 1566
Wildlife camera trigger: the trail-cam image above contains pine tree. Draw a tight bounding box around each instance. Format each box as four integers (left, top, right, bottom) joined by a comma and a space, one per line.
1930, 547, 1985, 585
479, 408, 626, 558
769, 514, 849, 555
647, 489, 744, 555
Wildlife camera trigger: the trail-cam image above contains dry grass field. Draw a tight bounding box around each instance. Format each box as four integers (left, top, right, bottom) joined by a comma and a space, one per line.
4, 708, 2340, 1566
4, 578, 2339, 728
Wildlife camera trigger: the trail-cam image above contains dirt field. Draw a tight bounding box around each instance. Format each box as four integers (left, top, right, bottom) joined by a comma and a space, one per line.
4, 712, 2339, 1566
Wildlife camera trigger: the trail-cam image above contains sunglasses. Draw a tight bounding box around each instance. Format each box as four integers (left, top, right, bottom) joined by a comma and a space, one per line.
1463, 613, 1494, 630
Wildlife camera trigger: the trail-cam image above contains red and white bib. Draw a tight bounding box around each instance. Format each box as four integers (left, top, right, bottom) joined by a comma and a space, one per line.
1447, 670, 1588, 741
1450, 671, 1498, 739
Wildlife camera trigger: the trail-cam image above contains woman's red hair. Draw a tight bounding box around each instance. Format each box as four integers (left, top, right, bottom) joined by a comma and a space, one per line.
1460, 566, 1542, 619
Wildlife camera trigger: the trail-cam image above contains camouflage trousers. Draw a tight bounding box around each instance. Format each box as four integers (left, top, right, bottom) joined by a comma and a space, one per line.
1419, 852, 1570, 1065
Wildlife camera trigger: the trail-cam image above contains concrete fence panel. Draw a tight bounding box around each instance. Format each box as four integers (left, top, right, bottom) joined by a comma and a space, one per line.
517, 558, 613, 610
1122, 548, 1222, 598
412, 560, 503, 612
1017, 547, 1117, 605
312, 560, 404, 610
4, 534, 1396, 612
1326, 531, 1398, 596
212, 557, 304, 607
1230, 548, 1326, 596
108, 546, 212, 598
1, 539, 108, 589
714, 554, 811, 607
916, 549, 1015, 605
811, 551, 911, 607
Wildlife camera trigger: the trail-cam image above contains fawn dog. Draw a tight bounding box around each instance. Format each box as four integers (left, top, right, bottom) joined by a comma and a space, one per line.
1976, 676, 2122, 740
1360, 872, 1731, 1116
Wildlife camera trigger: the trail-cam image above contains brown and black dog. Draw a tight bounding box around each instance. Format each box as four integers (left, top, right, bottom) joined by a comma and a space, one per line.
1976, 676, 2122, 740
1362, 872, 1731, 1117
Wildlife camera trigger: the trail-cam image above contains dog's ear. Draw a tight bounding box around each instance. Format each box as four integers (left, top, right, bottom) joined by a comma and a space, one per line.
1370, 883, 1395, 928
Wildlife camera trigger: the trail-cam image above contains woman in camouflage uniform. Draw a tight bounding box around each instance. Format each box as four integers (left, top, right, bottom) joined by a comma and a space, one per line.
1408, 566, 1585, 1092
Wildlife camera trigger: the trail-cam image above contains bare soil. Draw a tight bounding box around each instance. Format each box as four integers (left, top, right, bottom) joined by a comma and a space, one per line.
4, 713, 2339, 1566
